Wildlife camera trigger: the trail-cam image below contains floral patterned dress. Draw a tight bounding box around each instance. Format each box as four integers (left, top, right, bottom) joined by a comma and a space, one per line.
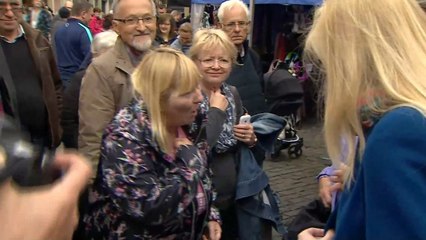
84, 98, 220, 239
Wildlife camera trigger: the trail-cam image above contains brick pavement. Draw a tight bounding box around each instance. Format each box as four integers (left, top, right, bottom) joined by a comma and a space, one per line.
263, 119, 330, 239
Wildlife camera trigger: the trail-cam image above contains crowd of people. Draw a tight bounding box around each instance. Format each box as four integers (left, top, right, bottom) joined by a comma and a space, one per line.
1, 0, 426, 239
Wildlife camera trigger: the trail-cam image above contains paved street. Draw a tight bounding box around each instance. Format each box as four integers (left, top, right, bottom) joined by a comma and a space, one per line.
263, 119, 330, 239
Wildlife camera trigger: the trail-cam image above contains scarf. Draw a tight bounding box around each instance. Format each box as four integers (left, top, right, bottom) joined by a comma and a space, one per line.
358, 94, 384, 129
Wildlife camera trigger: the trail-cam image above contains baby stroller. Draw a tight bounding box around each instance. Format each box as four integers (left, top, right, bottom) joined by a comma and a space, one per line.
264, 60, 304, 159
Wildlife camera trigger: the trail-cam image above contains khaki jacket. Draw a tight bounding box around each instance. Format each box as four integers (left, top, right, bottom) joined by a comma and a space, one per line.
22, 23, 63, 147
79, 38, 135, 169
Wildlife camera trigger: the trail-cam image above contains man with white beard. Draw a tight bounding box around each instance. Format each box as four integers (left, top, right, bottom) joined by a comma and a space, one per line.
79, 0, 157, 171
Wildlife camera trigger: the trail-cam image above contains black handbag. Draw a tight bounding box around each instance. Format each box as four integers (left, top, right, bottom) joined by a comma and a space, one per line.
286, 199, 331, 240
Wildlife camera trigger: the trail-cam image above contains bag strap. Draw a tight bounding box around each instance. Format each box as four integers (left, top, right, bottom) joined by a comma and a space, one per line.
267, 59, 282, 73
0, 45, 20, 127
229, 85, 246, 118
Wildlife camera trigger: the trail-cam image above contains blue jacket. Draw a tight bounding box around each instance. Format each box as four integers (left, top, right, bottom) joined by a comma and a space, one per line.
236, 113, 287, 239
54, 18, 92, 85
327, 107, 426, 239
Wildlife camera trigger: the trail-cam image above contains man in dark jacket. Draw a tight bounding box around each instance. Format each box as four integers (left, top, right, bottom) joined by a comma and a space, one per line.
218, 1, 267, 162
54, 1, 93, 88
50, 6, 70, 60
0, 0, 63, 149
218, 0, 266, 116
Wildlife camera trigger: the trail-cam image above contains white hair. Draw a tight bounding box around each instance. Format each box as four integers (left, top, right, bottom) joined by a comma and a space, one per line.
112, 0, 157, 16
91, 31, 118, 56
170, 10, 180, 17
217, 0, 250, 23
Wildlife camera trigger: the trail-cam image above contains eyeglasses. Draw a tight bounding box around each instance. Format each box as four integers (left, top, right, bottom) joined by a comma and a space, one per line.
198, 58, 232, 68
114, 15, 156, 26
222, 21, 250, 31
0, 5, 23, 15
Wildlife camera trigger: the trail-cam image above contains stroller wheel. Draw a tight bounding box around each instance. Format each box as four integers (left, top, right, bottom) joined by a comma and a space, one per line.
288, 145, 303, 159
271, 138, 284, 158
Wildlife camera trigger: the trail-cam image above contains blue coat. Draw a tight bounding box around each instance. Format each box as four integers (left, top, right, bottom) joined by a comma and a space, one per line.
327, 107, 426, 239
54, 18, 92, 85
236, 113, 287, 239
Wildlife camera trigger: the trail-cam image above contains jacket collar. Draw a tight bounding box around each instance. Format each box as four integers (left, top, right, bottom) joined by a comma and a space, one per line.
0, 24, 25, 43
113, 37, 136, 75
114, 37, 158, 74
67, 17, 87, 26
20, 22, 42, 77
236, 40, 249, 64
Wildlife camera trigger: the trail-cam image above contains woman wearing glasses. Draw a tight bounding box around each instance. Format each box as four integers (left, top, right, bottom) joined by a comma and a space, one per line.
83, 48, 221, 240
189, 29, 257, 240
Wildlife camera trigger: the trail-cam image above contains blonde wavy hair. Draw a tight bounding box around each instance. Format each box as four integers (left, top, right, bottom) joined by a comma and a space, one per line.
132, 48, 202, 153
189, 28, 237, 62
305, 0, 426, 185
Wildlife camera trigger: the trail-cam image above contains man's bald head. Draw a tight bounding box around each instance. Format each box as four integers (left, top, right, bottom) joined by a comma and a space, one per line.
64, 0, 73, 10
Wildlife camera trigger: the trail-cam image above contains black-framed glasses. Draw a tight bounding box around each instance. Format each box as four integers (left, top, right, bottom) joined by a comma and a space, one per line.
222, 21, 250, 31
114, 15, 156, 26
0, 5, 23, 15
198, 58, 232, 68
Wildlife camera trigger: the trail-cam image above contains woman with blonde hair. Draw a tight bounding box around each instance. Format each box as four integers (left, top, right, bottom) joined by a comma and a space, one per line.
84, 48, 221, 239
299, 0, 426, 239
189, 29, 267, 239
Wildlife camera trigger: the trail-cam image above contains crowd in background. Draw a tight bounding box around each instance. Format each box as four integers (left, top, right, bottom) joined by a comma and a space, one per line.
2, 0, 426, 239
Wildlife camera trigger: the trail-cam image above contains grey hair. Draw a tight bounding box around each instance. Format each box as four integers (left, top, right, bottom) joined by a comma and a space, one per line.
91, 31, 118, 56
112, 0, 157, 16
217, 0, 250, 23
170, 10, 180, 17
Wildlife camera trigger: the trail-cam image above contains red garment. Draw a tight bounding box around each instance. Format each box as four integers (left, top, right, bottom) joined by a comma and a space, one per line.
89, 16, 103, 35
274, 33, 287, 61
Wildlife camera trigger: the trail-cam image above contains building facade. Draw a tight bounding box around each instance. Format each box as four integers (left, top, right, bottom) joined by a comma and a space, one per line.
23, 0, 114, 15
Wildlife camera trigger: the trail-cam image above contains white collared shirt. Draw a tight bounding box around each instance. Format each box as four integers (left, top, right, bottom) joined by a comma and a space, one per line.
0, 24, 25, 44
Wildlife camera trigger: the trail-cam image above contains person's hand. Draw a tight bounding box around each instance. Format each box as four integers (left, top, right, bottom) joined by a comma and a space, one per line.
209, 89, 228, 111
298, 228, 334, 240
298, 227, 324, 240
330, 163, 348, 192
202, 221, 221, 240
234, 121, 256, 146
318, 176, 332, 208
0, 152, 92, 240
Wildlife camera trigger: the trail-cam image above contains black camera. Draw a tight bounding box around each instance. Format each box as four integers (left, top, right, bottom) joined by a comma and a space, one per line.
0, 116, 57, 186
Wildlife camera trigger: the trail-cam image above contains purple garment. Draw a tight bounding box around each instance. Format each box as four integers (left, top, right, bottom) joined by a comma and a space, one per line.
316, 137, 357, 210
317, 165, 338, 210
317, 165, 335, 179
